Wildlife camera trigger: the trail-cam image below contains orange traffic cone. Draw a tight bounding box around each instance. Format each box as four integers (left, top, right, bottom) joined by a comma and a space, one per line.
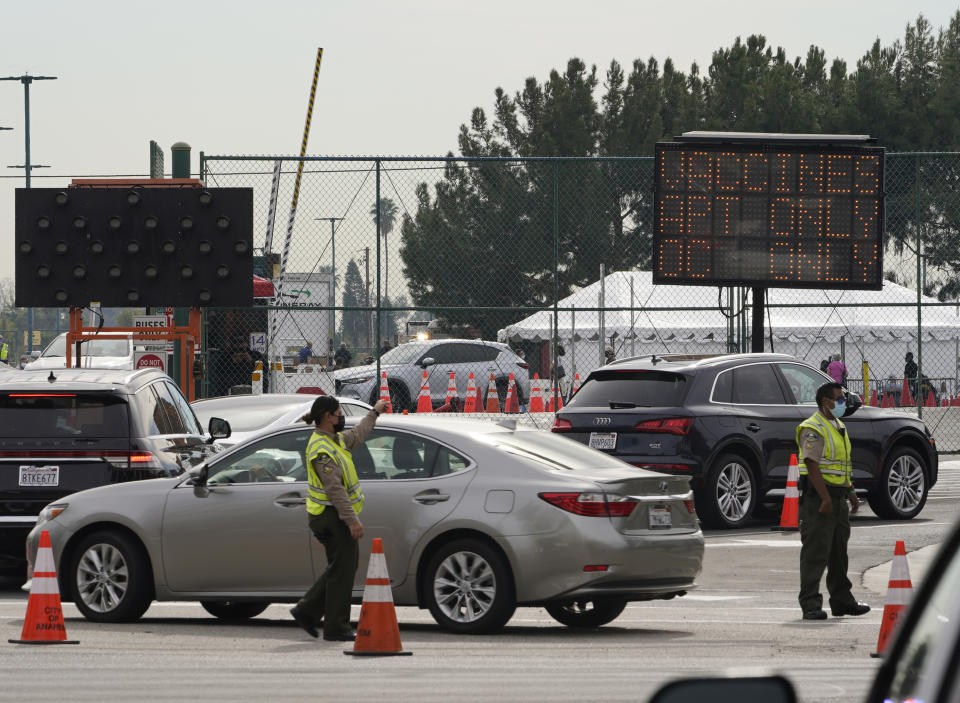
345, 538, 412, 657
901, 379, 913, 407
868, 389, 878, 406
528, 374, 544, 413
871, 540, 912, 658
504, 373, 520, 413
445, 371, 457, 407
463, 373, 479, 413
772, 454, 800, 532
485, 374, 500, 413
9, 530, 78, 645
924, 390, 936, 407
415, 370, 432, 413
881, 392, 893, 408
571, 373, 581, 397
473, 376, 484, 412
378, 371, 392, 413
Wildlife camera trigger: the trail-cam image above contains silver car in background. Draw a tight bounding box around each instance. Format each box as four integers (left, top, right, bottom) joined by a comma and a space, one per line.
26, 417, 703, 634
23, 333, 135, 370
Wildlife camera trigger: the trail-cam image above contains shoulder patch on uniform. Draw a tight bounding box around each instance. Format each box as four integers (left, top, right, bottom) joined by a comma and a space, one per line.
804, 432, 819, 441
323, 465, 334, 474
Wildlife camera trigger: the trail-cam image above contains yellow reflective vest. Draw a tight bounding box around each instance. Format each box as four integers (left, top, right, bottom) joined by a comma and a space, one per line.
796, 411, 853, 488
0, 343, 7, 362
304, 431, 365, 517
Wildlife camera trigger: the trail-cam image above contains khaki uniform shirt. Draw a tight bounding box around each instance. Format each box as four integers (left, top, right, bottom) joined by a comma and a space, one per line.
799, 413, 851, 488
313, 410, 378, 524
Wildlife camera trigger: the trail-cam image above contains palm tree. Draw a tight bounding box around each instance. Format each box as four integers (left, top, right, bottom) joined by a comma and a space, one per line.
370, 197, 398, 298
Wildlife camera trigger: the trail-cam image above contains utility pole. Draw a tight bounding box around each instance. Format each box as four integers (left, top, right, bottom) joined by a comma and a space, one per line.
2, 73, 57, 354
314, 217, 343, 354
364, 247, 371, 350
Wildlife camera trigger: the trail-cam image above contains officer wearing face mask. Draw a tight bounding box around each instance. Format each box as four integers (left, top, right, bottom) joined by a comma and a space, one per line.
796, 382, 870, 621
291, 395, 388, 641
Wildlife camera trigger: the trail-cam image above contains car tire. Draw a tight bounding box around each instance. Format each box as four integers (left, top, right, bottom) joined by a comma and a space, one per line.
543, 597, 627, 628
69, 530, 153, 623
423, 539, 516, 634
868, 446, 928, 520
200, 601, 270, 620
697, 452, 756, 529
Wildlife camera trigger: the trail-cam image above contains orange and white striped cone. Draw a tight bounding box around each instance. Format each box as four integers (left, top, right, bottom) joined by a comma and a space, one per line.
571, 373, 581, 398
485, 373, 500, 413
415, 370, 432, 413
900, 379, 914, 407
378, 371, 392, 413
345, 538, 412, 657
871, 540, 912, 658
9, 530, 78, 645
547, 384, 559, 413
445, 371, 457, 407
771, 454, 800, 532
528, 373, 544, 413
504, 373, 520, 413
463, 373, 479, 413
473, 375, 484, 412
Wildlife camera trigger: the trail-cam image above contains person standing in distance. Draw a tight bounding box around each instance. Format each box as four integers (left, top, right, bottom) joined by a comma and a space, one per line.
298, 341, 314, 364
291, 395, 388, 641
797, 382, 870, 621
825, 353, 847, 385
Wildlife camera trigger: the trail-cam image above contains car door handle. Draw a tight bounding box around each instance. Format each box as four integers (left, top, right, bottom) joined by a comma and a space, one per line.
413, 490, 450, 505
746, 423, 761, 432
274, 496, 306, 507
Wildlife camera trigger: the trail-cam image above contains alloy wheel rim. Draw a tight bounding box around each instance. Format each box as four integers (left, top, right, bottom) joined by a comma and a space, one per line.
76, 543, 129, 613
717, 462, 752, 521
433, 551, 496, 623
888, 455, 925, 512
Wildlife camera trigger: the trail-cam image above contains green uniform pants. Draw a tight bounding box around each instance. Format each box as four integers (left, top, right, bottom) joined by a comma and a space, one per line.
798, 488, 858, 613
297, 508, 359, 637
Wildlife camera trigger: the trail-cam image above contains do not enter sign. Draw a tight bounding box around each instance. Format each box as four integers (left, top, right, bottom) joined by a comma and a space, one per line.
134, 352, 167, 374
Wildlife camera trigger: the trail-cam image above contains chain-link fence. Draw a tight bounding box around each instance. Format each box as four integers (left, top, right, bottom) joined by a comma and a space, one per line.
196, 154, 960, 451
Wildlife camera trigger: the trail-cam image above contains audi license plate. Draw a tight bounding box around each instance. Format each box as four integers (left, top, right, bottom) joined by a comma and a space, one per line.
19, 465, 60, 487
588, 432, 617, 450
649, 506, 672, 529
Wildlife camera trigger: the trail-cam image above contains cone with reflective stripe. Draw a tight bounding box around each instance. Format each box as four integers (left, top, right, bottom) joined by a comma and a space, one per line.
445, 371, 457, 407
463, 372, 479, 413
871, 540, 912, 658
868, 389, 878, 407
473, 375, 484, 413
924, 390, 936, 408
771, 454, 800, 532
415, 370, 432, 413
571, 373, 581, 398
504, 373, 520, 413
378, 371, 392, 413
485, 373, 501, 413
9, 530, 78, 645
345, 538, 411, 656
528, 373, 544, 412
900, 379, 914, 407
881, 392, 894, 408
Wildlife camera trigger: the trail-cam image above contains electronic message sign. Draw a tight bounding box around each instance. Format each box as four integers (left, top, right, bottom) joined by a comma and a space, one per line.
652, 136, 884, 290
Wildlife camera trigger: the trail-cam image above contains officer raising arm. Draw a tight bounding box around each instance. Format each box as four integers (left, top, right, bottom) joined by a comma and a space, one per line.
290, 395, 388, 642
797, 382, 870, 621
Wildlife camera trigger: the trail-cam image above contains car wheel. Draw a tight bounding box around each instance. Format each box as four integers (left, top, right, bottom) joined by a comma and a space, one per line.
869, 447, 928, 519
697, 453, 756, 528
544, 597, 627, 628
200, 601, 270, 620
424, 539, 516, 634
70, 531, 153, 623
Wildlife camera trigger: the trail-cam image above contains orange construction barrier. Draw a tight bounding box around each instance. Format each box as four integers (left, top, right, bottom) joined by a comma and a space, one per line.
9, 530, 78, 645
445, 371, 457, 407
378, 371, 392, 413
415, 370, 432, 413
952, 395, 960, 407
484, 374, 500, 413
771, 454, 800, 532
345, 538, 412, 657
901, 379, 914, 407
871, 540, 912, 658
463, 373, 479, 413
504, 373, 520, 413
528, 373, 544, 413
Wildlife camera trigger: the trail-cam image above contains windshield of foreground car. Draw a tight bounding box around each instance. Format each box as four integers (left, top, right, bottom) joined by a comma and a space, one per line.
192, 397, 307, 432
492, 431, 633, 471
567, 370, 688, 408
42, 335, 130, 358
379, 343, 433, 365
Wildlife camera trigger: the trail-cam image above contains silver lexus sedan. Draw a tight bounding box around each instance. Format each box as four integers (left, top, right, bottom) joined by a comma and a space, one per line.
25, 416, 704, 634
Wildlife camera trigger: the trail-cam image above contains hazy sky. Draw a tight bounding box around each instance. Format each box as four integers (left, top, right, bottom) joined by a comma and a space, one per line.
2, 0, 958, 285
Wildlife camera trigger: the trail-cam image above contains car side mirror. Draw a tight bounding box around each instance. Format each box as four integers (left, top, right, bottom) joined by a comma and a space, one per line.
207, 417, 231, 441
843, 391, 862, 418
421, 357, 436, 368
188, 464, 209, 486
649, 676, 797, 703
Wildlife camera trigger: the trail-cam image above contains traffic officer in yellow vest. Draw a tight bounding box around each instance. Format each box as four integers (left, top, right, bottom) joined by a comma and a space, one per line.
291, 395, 388, 641
0, 335, 8, 365
797, 381, 871, 620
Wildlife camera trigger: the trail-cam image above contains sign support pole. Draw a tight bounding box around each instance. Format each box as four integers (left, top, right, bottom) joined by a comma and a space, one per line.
752, 286, 766, 353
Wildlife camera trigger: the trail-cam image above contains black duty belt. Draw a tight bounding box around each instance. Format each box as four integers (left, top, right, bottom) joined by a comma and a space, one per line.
799, 477, 850, 498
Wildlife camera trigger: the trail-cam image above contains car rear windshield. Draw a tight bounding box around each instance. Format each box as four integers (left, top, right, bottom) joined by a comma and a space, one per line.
566, 370, 688, 408
0, 392, 129, 438
192, 398, 307, 432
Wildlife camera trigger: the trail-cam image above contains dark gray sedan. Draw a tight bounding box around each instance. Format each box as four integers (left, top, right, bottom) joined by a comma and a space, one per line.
26, 417, 703, 634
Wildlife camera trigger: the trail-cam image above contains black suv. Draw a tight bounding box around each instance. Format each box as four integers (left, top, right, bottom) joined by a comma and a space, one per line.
0, 368, 229, 573
553, 353, 938, 529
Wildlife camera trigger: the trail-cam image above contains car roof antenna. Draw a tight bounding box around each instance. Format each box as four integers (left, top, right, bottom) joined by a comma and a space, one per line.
47, 370, 57, 383
650, 355, 661, 365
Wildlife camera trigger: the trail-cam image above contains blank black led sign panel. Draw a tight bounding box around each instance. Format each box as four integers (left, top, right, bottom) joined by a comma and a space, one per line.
14, 187, 254, 307
652, 141, 885, 290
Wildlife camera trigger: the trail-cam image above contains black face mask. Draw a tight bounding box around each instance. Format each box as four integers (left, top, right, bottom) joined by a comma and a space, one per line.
333, 415, 346, 433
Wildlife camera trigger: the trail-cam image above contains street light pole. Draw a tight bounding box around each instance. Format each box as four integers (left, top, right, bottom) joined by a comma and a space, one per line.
2, 73, 57, 353
315, 217, 344, 356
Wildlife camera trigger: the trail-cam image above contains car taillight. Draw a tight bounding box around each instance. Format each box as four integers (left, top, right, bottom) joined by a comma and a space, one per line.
633, 417, 692, 435
551, 417, 573, 432
104, 451, 162, 469
539, 492, 638, 517
684, 498, 696, 515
